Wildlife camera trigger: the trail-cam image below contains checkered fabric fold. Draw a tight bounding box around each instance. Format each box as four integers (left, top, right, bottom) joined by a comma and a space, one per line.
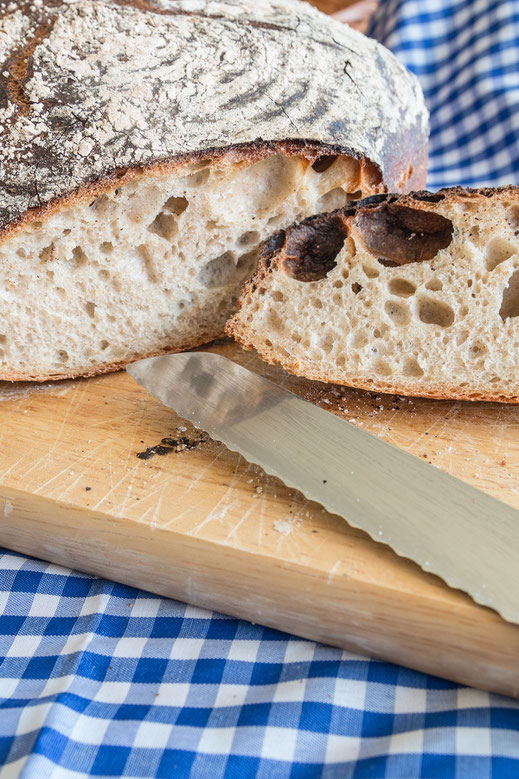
2, 0, 519, 776
1, 553, 519, 778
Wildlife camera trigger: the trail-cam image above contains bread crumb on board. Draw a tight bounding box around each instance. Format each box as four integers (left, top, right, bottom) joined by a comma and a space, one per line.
273, 520, 293, 536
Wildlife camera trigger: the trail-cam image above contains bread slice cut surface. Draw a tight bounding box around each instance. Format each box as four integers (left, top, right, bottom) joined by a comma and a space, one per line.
227, 187, 519, 403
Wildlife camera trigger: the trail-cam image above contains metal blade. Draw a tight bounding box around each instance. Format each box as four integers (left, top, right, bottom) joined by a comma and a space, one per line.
128, 353, 519, 624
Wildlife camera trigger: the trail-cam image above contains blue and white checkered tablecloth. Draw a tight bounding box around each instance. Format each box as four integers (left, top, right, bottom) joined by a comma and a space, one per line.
2, 1, 519, 777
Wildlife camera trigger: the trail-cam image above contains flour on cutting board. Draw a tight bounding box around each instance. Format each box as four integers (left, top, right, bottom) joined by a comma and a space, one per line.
273, 520, 292, 536
3, 500, 13, 517
0, 380, 74, 402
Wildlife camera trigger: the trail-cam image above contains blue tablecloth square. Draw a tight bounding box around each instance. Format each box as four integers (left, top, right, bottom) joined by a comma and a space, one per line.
91, 745, 131, 776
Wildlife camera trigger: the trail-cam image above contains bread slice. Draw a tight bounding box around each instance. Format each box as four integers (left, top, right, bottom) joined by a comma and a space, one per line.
226, 187, 519, 403
0, 0, 428, 381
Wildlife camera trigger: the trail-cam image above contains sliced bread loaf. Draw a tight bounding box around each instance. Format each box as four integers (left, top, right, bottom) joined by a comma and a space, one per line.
0, 0, 428, 380
226, 187, 519, 403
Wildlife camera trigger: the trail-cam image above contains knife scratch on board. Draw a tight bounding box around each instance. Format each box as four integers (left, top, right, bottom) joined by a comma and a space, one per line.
33, 439, 107, 497
327, 560, 341, 583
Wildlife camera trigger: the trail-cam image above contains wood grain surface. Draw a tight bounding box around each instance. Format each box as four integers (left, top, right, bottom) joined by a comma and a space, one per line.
1, 339, 519, 699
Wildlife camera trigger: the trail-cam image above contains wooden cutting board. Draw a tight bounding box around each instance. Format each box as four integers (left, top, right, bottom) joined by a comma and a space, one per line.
1, 339, 519, 699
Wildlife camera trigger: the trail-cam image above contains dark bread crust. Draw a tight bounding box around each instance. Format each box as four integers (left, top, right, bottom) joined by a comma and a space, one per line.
226, 185, 519, 404
0, 0, 428, 238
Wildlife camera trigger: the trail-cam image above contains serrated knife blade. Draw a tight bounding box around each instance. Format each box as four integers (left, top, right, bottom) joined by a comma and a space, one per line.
127, 352, 519, 624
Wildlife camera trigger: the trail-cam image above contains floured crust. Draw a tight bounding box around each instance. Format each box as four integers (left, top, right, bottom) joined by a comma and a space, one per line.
0, 0, 428, 238
227, 185, 519, 403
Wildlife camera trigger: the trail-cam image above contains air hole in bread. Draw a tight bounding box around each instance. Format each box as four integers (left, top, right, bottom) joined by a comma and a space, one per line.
468, 341, 487, 359
500, 269, 519, 319
90, 195, 112, 215
197, 251, 236, 288
236, 249, 259, 276
271, 290, 284, 302
164, 196, 188, 215
63, 228, 71, 236
336, 355, 346, 367
425, 278, 443, 291
312, 297, 323, 309
238, 230, 260, 247
506, 206, 519, 231
387, 278, 416, 297
320, 334, 334, 354
459, 198, 479, 212
39, 245, 54, 262
137, 245, 157, 283
267, 310, 284, 333
362, 264, 379, 279
148, 211, 178, 241
57, 349, 68, 363
100, 340, 110, 350
316, 188, 348, 213
485, 237, 516, 271
85, 301, 96, 318
98, 269, 110, 280
0, 334, 6, 344
100, 241, 113, 254
72, 246, 87, 265
403, 357, 423, 377
352, 330, 368, 348
417, 297, 455, 327
455, 330, 468, 345
352, 282, 362, 294
333, 279, 343, 288
385, 300, 411, 325
312, 155, 338, 173
333, 293, 342, 305
373, 359, 392, 376
470, 225, 480, 242
189, 169, 210, 187
16, 248, 27, 258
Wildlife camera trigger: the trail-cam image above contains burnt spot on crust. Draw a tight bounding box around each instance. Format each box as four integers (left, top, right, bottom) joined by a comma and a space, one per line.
410, 191, 446, 204
353, 202, 454, 265
260, 229, 286, 270
349, 193, 394, 209
281, 213, 348, 282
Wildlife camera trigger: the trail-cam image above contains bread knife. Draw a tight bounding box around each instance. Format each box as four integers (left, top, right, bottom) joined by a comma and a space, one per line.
127, 352, 519, 624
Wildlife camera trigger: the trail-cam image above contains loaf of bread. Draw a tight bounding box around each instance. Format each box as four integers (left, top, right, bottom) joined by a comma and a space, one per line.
0, 0, 428, 380
226, 187, 519, 402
